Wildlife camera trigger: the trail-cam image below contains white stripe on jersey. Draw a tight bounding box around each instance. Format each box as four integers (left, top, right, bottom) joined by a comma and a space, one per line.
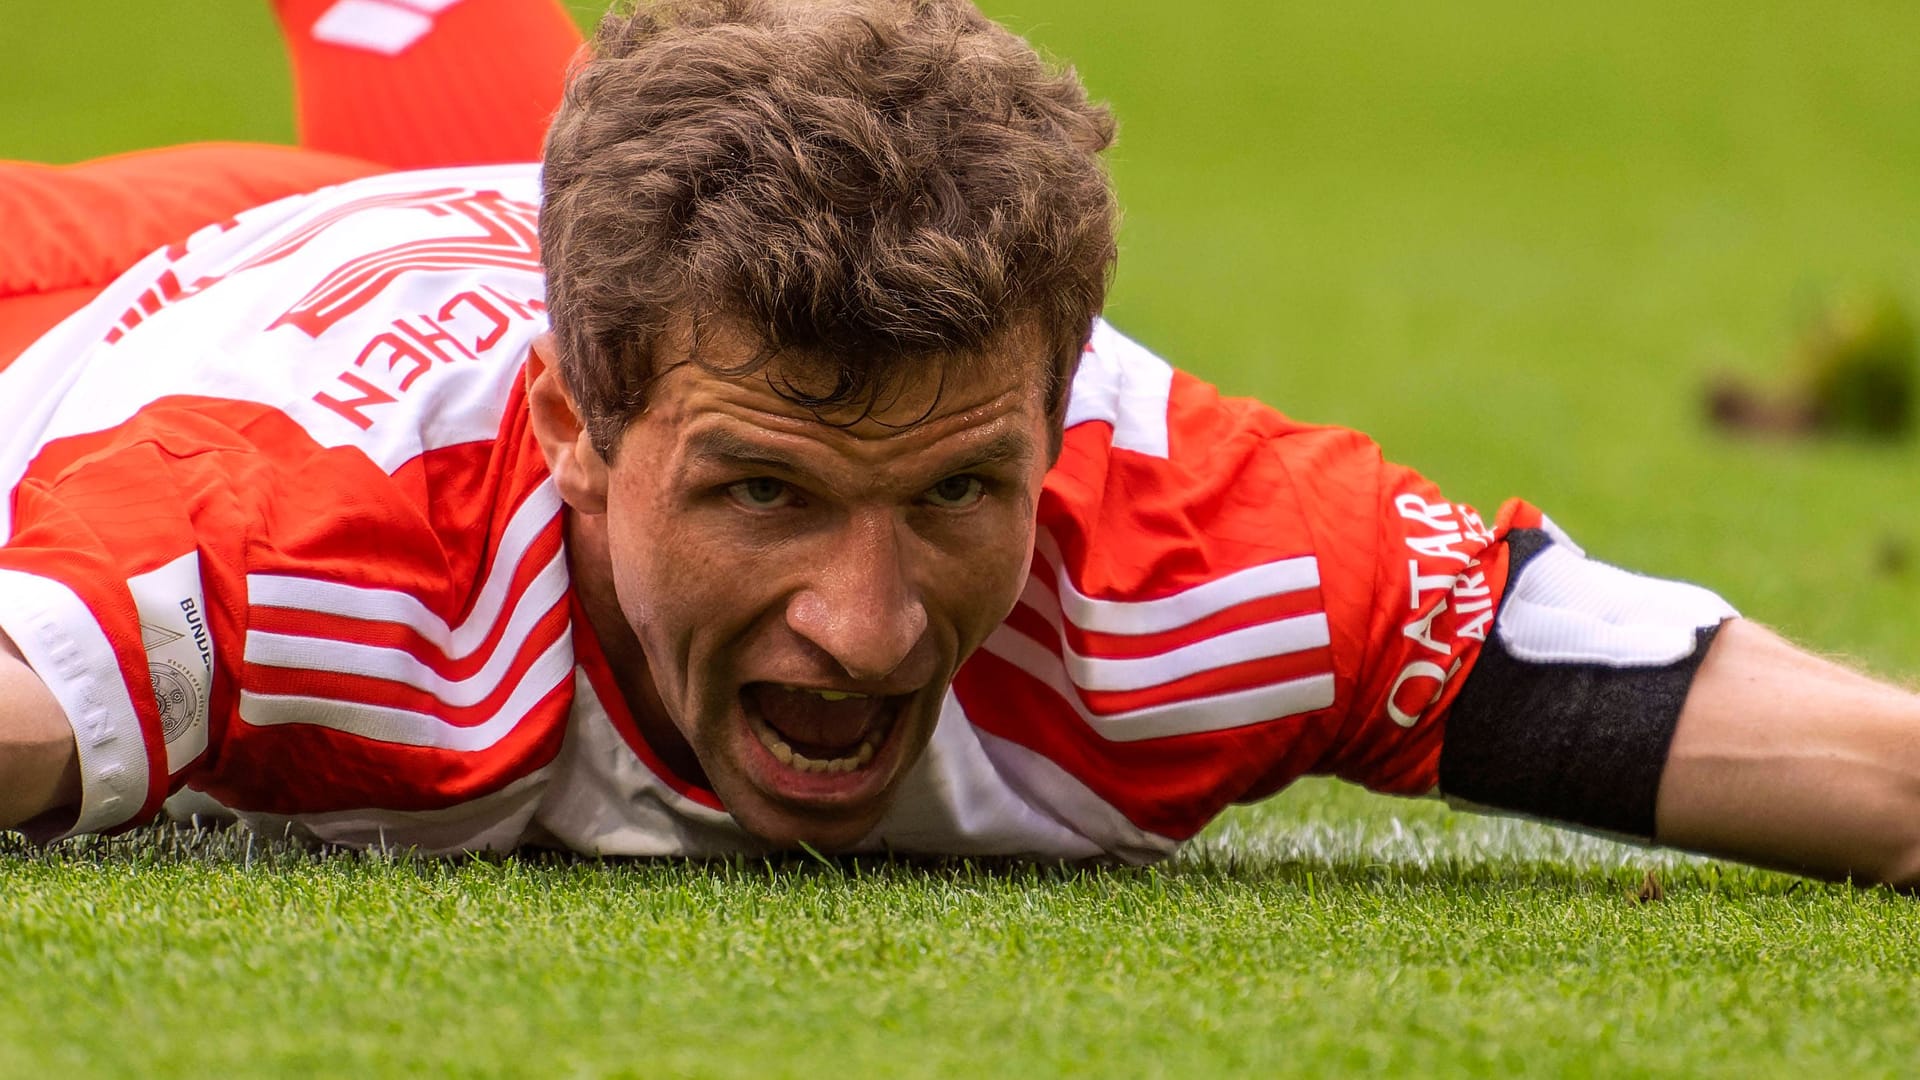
1032, 531, 1320, 637
243, 549, 566, 705
227, 768, 549, 856
1007, 529, 1335, 739
240, 481, 568, 734
311, 0, 466, 57
237, 630, 573, 750
1015, 575, 1330, 692
980, 622, 1336, 742
246, 481, 562, 658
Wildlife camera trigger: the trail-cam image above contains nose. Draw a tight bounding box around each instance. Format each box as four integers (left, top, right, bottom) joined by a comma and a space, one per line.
785, 510, 929, 683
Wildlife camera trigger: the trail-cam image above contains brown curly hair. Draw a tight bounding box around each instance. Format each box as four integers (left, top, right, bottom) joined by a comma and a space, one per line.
540, 0, 1118, 454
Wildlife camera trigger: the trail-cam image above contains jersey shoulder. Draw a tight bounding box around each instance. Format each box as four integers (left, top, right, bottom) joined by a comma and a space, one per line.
0, 164, 550, 515
1045, 320, 1388, 609
951, 323, 1401, 845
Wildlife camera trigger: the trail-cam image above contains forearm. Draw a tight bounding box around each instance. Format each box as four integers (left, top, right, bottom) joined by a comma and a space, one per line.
0, 630, 81, 829
1655, 619, 1920, 886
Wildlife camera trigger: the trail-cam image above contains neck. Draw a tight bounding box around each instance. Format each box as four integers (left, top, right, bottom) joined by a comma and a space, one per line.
564, 510, 709, 786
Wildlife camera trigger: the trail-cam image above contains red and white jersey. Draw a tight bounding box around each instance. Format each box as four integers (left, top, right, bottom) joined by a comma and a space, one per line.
1, 165, 1549, 859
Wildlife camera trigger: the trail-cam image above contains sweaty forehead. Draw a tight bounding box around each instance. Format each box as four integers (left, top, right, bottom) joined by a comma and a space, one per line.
661, 355, 1046, 451
643, 370, 1044, 500
659, 314, 1046, 421
685, 312, 1045, 405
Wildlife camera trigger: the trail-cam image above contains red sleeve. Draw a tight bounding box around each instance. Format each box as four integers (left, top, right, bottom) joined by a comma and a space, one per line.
0, 407, 254, 836
1299, 448, 1537, 794
0, 395, 570, 837
959, 328, 1537, 847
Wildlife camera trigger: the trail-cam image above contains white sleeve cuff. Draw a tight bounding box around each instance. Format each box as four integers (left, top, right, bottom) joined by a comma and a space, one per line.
1496, 543, 1737, 667
0, 568, 153, 837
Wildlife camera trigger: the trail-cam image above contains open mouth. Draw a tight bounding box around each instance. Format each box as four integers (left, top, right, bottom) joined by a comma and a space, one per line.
739, 682, 905, 789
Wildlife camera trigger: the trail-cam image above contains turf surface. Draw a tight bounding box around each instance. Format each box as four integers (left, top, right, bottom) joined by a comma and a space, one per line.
6, 1, 1920, 1075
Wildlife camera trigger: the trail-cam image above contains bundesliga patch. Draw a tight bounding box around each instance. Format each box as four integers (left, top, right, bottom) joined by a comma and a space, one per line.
129, 552, 215, 773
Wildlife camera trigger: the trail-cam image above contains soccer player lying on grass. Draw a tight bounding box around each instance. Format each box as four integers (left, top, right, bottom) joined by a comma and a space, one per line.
3, 0, 1919, 885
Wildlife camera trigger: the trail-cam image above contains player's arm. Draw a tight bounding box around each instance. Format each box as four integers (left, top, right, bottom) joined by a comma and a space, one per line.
1656, 619, 1920, 886
1021, 324, 1919, 883
0, 629, 80, 829
1406, 522, 1920, 886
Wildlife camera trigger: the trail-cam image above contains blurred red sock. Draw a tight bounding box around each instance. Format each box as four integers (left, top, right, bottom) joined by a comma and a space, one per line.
273, 0, 585, 168
2, 1, 585, 369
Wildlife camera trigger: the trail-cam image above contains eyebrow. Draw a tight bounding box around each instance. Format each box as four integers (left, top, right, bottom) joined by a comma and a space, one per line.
680, 429, 803, 474
679, 426, 1039, 479
948, 429, 1040, 473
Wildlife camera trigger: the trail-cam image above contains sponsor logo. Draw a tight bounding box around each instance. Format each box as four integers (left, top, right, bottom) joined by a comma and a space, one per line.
1386, 494, 1497, 728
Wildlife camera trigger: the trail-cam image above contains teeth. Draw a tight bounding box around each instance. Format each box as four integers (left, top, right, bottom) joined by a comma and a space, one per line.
808, 689, 868, 702
747, 707, 888, 774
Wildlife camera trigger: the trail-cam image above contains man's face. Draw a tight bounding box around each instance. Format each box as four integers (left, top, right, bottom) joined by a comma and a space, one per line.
553, 327, 1055, 849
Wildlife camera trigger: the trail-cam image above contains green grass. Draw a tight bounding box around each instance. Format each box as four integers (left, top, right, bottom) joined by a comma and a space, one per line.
6, 806, 1920, 1078
7, 0, 1920, 1075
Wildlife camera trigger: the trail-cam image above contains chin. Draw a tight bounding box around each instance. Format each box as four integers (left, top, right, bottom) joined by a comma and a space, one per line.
729, 801, 888, 852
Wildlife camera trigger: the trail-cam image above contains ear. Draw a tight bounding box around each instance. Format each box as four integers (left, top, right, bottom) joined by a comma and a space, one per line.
525, 335, 610, 515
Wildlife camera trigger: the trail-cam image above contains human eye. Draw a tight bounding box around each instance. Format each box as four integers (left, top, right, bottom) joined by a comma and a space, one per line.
922, 474, 986, 509
726, 476, 800, 510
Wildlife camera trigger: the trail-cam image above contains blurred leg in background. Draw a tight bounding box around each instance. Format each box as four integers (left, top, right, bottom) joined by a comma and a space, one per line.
0, 145, 388, 363
0, 0, 584, 368
275, 0, 582, 168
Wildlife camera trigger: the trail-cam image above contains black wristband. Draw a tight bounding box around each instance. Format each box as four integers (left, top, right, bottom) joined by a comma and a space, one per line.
1436, 529, 1726, 840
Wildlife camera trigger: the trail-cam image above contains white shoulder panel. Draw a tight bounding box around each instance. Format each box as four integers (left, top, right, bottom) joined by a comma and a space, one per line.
1064, 319, 1175, 458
